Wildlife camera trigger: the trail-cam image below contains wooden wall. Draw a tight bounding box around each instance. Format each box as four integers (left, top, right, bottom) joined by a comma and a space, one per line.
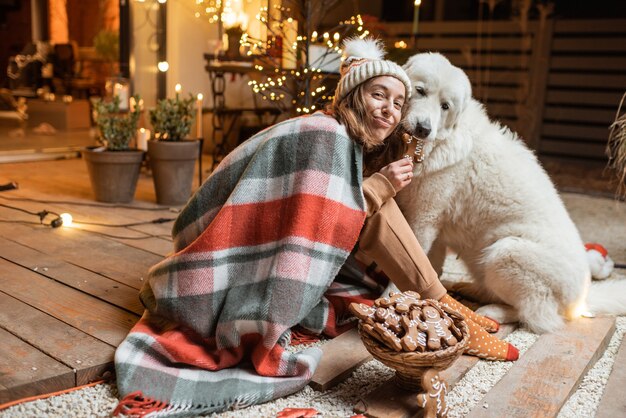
385, 18, 626, 162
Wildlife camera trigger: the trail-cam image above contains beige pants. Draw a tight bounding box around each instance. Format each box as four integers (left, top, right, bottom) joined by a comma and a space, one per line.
356, 185, 447, 300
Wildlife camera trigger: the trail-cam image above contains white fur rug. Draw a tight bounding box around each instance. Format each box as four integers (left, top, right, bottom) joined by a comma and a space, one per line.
2, 193, 624, 418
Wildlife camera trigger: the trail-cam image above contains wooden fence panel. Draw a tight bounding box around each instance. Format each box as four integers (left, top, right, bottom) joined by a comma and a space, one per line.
539, 19, 626, 160
385, 18, 626, 161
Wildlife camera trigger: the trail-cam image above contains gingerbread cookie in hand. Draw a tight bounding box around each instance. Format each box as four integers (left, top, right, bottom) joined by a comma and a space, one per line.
417, 368, 448, 418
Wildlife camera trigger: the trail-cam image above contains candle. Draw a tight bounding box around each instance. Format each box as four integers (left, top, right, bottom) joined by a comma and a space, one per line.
136, 128, 150, 151
412, 0, 422, 40
113, 82, 129, 110
175, 83, 182, 100
196, 93, 203, 139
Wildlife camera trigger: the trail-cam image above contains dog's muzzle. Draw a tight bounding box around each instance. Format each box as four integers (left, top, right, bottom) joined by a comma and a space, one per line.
413, 121, 432, 139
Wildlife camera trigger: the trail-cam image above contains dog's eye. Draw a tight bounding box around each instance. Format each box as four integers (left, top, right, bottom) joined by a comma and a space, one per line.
416, 87, 426, 97
441, 103, 450, 110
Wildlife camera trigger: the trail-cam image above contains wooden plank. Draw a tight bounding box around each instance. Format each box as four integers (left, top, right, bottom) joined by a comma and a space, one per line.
0, 292, 116, 386
0, 236, 143, 315
473, 86, 523, 102
546, 90, 624, 107
0, 327, 74, 404
595, 336, 626, 418
466, 317, 615, 418
552, 37, 626, 52
539, 139, 608, 159
544, 107, 617, 124
353, 324, 516, 418
548, 73, 626, 90
413, 37, 534, 52
550, 56, 626, 71
484, 103, 519, 119
0, 213, 160, 290
554, 19, 626, 34
385, 20, 539, 36
0, 189, 174, 257
437, 53, 532, 70
465, 69, 529, 86
542, 123, 610, 142
0, 258, 139, 346
309, 328, 372, 391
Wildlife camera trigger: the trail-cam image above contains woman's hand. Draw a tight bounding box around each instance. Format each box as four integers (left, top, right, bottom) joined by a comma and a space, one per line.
379, 157, 414, 192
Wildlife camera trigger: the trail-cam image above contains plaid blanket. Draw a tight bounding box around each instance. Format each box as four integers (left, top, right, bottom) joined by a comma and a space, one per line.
114, 112, 381, 416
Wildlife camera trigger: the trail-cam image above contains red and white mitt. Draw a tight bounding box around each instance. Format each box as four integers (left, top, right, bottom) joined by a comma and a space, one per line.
585, 243, 614, 280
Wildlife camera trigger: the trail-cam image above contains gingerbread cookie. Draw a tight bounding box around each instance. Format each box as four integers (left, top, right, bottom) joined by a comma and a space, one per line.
419, 305, 458, 351
400, 311, 428, 352
417, 368, 448, 418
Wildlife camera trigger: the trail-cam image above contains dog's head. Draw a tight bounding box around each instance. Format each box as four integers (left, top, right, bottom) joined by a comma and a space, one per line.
402, 53, 471, 141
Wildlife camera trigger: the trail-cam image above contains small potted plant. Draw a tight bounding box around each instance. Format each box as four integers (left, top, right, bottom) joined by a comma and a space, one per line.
83, 95, 144, 203
148, 89, 200, 205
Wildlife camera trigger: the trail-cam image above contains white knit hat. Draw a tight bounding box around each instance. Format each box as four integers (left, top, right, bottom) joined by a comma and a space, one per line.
334, 37, 411, 103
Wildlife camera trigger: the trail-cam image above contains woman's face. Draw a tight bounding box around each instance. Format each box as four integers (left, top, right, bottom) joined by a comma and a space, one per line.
363, 76, 406, 144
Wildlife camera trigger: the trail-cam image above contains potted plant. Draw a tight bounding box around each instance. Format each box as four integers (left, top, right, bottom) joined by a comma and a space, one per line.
83, 95, 144, 203
148, 91, 200, 205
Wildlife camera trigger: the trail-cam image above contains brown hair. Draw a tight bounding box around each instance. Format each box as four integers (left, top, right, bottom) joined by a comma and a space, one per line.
329, 82, 408, 175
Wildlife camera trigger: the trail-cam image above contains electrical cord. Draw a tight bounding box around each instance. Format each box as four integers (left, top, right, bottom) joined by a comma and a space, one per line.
0, 194, 181, 212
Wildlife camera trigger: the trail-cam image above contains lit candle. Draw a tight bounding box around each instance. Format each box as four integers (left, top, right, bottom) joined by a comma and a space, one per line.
136, 128, 150, 151
196, 93, 203, 139
113, 82, 129, 110
412, 0, 422, 40
175, 83, 182, 99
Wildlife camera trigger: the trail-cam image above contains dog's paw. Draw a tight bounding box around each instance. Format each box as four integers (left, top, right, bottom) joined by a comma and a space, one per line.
476, 304, 518, 324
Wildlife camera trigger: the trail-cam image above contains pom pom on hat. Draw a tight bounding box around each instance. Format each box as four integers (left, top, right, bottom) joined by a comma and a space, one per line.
585, 243, 614, 280
334, 37, 411, 103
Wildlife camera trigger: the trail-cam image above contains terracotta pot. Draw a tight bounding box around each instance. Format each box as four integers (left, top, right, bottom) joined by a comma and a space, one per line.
147, 139, 200, 205
82, 147, 144, 203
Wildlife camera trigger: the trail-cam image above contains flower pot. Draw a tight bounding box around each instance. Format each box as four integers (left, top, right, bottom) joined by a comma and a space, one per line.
82, 147, 144, 203
147, 139, 200, 205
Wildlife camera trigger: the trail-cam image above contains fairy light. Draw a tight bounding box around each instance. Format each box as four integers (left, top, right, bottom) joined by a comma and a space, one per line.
60, 213, 73, 227
157, 61, 169, 72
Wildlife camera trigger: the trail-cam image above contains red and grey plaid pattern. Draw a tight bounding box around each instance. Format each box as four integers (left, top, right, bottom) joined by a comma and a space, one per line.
114, 112, 379, 415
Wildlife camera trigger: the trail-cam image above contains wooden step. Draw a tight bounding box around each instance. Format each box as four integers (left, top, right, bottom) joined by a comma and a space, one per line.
353, 324, 516, 418
595, 332, 626, 418
309, 327, 372, 391
467, 317, 615, 418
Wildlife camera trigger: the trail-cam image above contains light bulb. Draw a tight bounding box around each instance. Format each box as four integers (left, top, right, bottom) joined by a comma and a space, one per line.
60, 213, 73, 227
157, 61, 169, 72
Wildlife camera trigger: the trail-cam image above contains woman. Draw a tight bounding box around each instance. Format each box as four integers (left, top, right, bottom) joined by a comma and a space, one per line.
330, 39, 518, 363
114, 38, 516, 417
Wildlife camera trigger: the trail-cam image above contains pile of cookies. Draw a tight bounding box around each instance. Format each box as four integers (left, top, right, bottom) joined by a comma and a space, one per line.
349, 291, 465, 353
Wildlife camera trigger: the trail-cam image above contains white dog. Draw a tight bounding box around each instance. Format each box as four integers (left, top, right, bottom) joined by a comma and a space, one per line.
396, 52, 626, 334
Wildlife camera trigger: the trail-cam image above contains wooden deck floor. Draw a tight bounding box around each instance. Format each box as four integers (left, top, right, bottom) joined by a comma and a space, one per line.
0, 156, 197, 403
1, 155, 625, 417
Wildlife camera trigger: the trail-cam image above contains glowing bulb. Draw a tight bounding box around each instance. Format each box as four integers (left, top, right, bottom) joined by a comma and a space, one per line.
157, 61, 169, 72
60, 213, 73, 227
175, 83, 182, 93
197, 93, 203, 101
158, 0, 167, 4
415, 0, 421, 5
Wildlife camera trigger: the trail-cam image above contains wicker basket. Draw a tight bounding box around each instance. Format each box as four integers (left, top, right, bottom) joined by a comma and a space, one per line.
359, 320, 470, 391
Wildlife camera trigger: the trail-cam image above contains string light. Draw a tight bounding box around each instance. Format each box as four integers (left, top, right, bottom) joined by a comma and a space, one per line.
157, 61, 169, 72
